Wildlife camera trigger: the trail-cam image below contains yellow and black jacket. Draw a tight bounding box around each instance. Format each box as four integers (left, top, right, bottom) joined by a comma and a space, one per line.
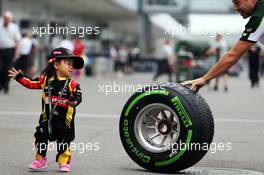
15, 73, 82, 141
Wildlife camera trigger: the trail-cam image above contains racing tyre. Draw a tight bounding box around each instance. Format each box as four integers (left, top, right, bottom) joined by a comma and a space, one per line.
119, 82, 214, 173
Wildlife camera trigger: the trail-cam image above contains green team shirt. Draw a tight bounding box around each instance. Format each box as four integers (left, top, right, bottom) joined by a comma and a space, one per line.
240, 0, 264, 44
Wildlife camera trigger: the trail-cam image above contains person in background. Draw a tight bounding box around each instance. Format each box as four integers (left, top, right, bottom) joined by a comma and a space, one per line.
206, 34, 229, 91
15, 32, 33, 76
118, 45, 128, 74
247, 45, 261, 88
109, 44, 118, 74
73, 36, 85, 81
126, 47, 135, 74
0, 11, 21, 94
260, 52, 264, 78
28, 34, 41, 75
153, 40, 173, 82
58, 35, 74, 51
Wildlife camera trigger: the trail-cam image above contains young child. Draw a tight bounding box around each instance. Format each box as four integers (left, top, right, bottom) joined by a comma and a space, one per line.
8, 47, 84, 172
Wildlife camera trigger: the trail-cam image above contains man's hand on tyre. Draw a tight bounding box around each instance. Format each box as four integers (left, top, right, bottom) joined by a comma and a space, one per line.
181, 77, 207, 92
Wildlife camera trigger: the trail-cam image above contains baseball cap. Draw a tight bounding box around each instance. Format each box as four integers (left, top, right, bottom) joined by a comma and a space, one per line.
48, 47, 84, 69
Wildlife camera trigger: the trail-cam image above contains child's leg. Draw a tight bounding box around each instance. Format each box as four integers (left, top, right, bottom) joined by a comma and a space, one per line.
55, 122, 74, 172
56, 139, 71, 164
34, 125, 49, 159
56, 141, 71, 172
28, 125, 48, 170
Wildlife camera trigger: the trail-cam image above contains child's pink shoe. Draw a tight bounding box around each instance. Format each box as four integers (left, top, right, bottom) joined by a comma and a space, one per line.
59, 164, 70, 172
28, 157, 47, 170
59, 164, 71, 172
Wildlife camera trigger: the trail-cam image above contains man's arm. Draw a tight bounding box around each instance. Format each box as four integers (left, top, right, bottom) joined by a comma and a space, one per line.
182, 14, 264, 91
182, 40, 255, 91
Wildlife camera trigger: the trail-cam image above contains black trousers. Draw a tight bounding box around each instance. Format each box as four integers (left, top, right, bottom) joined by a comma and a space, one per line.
0, 48, 15, 92
34, 120, 73, 163
153, 59, 172, 82
249, 64, 259, 87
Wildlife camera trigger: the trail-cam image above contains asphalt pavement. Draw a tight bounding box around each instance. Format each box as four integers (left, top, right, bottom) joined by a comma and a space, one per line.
0, 72, 263, 175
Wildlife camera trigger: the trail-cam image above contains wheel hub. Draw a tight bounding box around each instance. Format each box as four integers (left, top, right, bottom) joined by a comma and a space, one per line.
134, 103, 181, 153
158, 120, 172, 135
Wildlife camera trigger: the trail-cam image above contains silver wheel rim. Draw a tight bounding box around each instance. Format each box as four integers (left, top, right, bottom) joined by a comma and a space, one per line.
134, 103, 181, 153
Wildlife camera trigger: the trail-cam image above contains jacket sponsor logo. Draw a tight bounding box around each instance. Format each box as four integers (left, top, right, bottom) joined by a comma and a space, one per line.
46, 96, 68, 107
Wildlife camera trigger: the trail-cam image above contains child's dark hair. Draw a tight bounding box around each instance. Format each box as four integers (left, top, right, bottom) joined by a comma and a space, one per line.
41, 62, 56, 78
41, 57, 71, 78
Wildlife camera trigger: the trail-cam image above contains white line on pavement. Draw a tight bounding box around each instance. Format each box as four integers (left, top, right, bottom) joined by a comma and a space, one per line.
0, 111, 118, 118
0, 111, 264, 124
215, 118, 264, 124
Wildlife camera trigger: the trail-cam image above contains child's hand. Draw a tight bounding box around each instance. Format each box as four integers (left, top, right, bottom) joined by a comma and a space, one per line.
8, 67, 21, 80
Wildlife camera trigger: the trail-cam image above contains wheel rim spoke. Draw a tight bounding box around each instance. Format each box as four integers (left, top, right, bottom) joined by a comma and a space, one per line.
150, 133, 161, 140
143, 116, 147, 124
169, 112, 174, 122
160, 135, 168, 146
150, 114, 161, 122
169, 133, 174, 143
172, 122, 178, 131
171, 129, 178, 135
161, 110, 168, 120
146, 125, 156, 129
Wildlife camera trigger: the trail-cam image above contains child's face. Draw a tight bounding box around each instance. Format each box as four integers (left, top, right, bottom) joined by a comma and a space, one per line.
55, 59, 74, 78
